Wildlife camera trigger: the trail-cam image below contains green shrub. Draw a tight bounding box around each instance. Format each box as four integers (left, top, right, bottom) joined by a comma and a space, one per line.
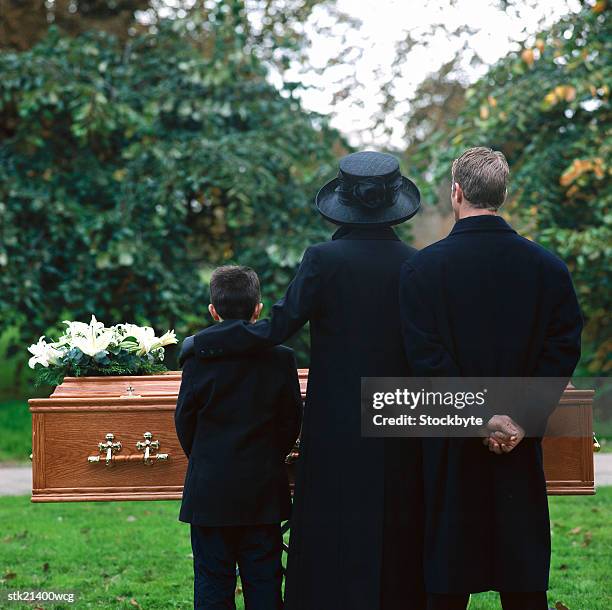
0, 17, 345, 373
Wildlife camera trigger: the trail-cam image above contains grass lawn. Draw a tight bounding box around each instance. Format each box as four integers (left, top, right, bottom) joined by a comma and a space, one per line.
0, 491, 610, 610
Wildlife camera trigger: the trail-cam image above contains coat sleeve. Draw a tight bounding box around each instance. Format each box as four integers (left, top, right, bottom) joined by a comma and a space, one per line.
399, 261, 461, 377
174, 358, 202, 458
532, 264, 583, 378
192, 246, 321, 358
276, 351, 303, 458
178, 335, 194, 367
515, 264, 583, 434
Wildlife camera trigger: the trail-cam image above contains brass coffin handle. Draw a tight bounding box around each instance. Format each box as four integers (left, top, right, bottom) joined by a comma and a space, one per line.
136, 432, 169, 465
87, 432, 169, 465
593, 433, 601, 453
87, 433, 122, 466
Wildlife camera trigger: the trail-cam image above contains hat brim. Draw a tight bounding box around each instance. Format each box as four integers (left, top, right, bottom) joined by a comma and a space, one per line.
315, 175, 421, 227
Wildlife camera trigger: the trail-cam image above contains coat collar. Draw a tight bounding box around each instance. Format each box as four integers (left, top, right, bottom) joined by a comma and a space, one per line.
449, 214, 516, 236
331, 225, 400, 241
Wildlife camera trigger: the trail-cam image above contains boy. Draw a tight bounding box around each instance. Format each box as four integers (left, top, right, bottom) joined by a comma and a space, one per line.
175, 265, 302, 610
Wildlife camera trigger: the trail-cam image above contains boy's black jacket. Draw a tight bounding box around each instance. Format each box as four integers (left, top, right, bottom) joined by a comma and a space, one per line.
175, 338, 302, 526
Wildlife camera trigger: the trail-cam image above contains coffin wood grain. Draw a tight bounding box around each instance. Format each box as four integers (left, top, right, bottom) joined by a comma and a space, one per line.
29, 371, 595, 501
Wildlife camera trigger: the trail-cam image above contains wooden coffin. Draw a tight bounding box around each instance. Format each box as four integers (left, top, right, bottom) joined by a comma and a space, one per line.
28, 371, 595, 502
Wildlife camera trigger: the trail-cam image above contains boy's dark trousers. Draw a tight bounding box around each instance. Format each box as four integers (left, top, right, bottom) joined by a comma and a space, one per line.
190, 523, 283, 610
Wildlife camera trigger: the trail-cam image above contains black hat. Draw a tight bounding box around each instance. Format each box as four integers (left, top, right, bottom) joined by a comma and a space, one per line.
315, 151, 420, 226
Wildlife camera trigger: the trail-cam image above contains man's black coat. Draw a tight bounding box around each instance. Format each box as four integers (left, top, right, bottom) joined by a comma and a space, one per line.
399, 215, 582, 594
180, 226, 425, 610
175, 341, 302, 526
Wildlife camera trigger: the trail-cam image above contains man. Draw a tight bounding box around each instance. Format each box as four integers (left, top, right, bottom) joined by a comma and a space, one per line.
399, 147, 582, 610
180, 151, 426, 610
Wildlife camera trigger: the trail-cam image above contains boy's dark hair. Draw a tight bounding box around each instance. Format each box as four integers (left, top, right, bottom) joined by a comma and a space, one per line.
210, 266, 261, 321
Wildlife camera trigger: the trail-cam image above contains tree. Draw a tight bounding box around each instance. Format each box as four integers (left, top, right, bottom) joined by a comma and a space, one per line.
0, 0, 352, 73
0, 0, 149, 49
415, 2, 611, 373
0, 13, 347, 385
371, 0, 586, 148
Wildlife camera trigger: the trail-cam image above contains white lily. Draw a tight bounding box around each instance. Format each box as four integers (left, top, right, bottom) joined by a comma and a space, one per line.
61, 320, 89, 337
28, 336, 63, 368
157, 330, 178, 348
135, 327, 159, 356
62, 315, 105, 339
119, 324, 157, 356
146, 330, 178, 360
69, 315, 115, 357
117, 324, 177, 356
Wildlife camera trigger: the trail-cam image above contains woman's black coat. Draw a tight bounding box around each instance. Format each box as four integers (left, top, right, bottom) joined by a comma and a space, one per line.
181, 226, 425, 610
399, 215, 582, 594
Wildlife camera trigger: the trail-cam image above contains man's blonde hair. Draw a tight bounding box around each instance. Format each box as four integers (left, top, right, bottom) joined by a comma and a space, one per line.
452, 147, 509, 210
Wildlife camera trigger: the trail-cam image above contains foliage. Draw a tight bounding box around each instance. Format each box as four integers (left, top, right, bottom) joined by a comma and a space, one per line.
0, 400, 32, 462
0, 322, 32, 399
0, 0, 348, 57
0, 0, 147, 50
32, 359, 168, 388
0, 15, 345, 386
414, 3, 611, 374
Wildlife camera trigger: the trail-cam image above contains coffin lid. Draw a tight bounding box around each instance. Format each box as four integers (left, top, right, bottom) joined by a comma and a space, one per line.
49, 370, 310, 398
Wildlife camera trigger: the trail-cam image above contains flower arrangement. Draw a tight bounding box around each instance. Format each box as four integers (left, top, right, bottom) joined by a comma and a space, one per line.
28, 316, 178, 386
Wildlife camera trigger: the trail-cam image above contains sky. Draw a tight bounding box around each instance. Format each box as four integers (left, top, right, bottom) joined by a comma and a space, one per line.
280, 0, 582, 149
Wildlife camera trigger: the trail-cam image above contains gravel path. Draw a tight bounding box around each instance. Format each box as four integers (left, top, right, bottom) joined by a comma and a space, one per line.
0, 464, 32, 496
